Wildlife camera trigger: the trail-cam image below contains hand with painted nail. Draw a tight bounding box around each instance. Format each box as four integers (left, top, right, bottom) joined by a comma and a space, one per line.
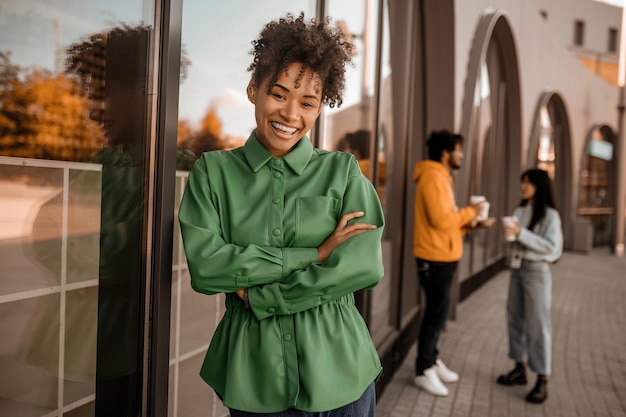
317, 211, 377, 263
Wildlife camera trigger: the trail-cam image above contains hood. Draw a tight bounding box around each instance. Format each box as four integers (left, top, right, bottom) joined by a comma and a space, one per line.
412, 160, 448, 183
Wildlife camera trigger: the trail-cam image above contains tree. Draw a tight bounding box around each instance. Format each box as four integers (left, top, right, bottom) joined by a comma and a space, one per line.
193, 107, 223, 154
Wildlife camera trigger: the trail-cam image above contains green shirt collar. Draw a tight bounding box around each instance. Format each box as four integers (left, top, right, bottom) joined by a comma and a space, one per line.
244, 130, 314, 176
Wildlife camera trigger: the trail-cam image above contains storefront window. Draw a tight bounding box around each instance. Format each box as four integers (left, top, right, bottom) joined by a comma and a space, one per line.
0, 1, 156, 416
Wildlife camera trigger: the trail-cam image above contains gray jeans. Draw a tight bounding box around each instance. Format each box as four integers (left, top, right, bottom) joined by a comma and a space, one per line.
228, 382, 376, 417
506, 260, 552, 375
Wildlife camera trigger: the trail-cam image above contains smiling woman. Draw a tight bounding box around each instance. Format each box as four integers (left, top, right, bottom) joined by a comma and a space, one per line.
247, 63, 322, 157
178, 13, 385, 417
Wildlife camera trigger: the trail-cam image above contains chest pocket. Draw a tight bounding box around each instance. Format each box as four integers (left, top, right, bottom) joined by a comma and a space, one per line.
294, 196, 340, 247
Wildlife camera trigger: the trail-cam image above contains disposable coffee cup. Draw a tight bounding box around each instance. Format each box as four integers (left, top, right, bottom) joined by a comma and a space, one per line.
470, 195, 489, 220
502, 216, 518, 241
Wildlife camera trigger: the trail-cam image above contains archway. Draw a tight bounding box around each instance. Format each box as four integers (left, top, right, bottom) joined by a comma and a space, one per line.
458, 9, 522, 295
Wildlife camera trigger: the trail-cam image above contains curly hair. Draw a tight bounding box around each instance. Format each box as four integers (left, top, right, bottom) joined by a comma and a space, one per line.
426, 130, 464, 162
248, 13, 353, 108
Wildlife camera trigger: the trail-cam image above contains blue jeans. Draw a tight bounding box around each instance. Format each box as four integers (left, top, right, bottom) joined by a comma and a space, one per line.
414, 258, 457, 375
506, 260, 552, 375
228, 382, 376, 417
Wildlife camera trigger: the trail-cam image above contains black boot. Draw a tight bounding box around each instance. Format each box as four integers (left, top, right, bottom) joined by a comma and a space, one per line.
526, 375, 548, 404
497, 362, 527, 386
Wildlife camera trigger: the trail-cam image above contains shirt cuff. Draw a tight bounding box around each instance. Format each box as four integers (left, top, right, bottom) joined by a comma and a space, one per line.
281, 248, 319, 278
517, 227, 529, 243
248, 283, 289, 320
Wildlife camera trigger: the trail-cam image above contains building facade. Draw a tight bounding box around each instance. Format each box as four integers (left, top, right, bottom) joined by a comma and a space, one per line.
0, 1, 622, 416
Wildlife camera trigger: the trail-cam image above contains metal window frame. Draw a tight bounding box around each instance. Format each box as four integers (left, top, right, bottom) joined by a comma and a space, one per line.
145, 0, 183, 416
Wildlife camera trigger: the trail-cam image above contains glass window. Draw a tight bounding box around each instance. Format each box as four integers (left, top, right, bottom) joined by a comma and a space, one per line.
0, 1, 156, 416
459, 31, 514, 283
577, 126, 616, 246
322, 0, 398, 346
608, 27, 618, 53
464, 61, 497, 277
536, 106, 556, 179
323, 0, 380, 304
321, 0, 377, 152
371, 0, 396, 345
574, 20, 585, 46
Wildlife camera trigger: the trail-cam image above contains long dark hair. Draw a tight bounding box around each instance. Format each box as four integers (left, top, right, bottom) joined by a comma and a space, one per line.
520, 168, 557, 231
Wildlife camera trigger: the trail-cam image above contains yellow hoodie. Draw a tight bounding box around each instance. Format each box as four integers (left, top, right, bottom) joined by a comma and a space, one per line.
412, 160, 476, 262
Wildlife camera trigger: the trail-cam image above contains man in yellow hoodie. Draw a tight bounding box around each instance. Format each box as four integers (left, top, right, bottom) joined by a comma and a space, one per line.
412, 130, 494, 396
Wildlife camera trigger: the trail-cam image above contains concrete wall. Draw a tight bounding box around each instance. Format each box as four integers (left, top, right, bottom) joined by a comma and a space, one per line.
538, 0, 621, 52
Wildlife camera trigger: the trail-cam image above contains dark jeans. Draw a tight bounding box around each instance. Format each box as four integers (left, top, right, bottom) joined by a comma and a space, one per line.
228, 382, 376, 417
415, 258, 457, 375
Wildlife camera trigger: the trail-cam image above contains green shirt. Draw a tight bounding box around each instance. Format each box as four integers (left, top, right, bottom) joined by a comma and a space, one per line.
178, 132, 385, 413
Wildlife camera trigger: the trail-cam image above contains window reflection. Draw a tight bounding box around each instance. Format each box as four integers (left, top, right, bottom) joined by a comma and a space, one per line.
0, 51, 104, 161
371, 0, 394, 346
462, 61, 493, 280
335, 129, 386, 200
322, 0, 376, 152
471, 62, 493, 195
460, 38, 511, 282
0, 1, 153, 415
322, 0, 396, 345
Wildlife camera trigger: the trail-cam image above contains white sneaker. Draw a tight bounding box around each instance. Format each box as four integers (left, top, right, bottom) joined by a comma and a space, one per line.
435, 358, 459, 383
413, 366, 449, 396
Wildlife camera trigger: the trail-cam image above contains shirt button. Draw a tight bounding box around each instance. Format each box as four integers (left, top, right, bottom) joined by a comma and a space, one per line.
273, 159, 283, 167
283, 334, 292, 342
273, 172, 281, 179
268, 307, 276, 314
272, 197, 281, 204
272, 228, 281, 236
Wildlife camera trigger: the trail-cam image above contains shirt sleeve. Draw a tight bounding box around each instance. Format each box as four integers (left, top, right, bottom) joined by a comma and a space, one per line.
249, 158, 385, 320
178, 157, 319, 295
517, 208, 563, 260
419, 171, 476, 230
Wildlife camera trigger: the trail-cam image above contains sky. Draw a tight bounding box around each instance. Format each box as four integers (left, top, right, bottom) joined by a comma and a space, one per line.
0, 0, 620, 137
594, 0, 624, 6
176, 0, 381, 134
0, 0, 383, 139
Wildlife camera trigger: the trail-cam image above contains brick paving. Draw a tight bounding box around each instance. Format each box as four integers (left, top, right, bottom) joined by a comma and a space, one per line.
376, 248, 626, 417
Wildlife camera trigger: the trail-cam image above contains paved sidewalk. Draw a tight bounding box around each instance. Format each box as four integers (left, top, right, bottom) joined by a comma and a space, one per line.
376, 249, 626, 417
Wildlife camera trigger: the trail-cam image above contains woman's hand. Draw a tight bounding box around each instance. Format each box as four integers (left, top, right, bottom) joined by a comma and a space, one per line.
502, 221, 521, 237
317, 211, 377, 263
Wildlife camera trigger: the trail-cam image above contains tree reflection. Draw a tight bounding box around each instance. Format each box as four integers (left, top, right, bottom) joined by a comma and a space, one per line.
0, 51, 104, 161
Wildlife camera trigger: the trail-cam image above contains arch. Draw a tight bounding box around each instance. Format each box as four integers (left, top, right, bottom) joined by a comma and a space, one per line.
459, 8, 522, 215
457, 9, 522, 291
527, 91, 574, 246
